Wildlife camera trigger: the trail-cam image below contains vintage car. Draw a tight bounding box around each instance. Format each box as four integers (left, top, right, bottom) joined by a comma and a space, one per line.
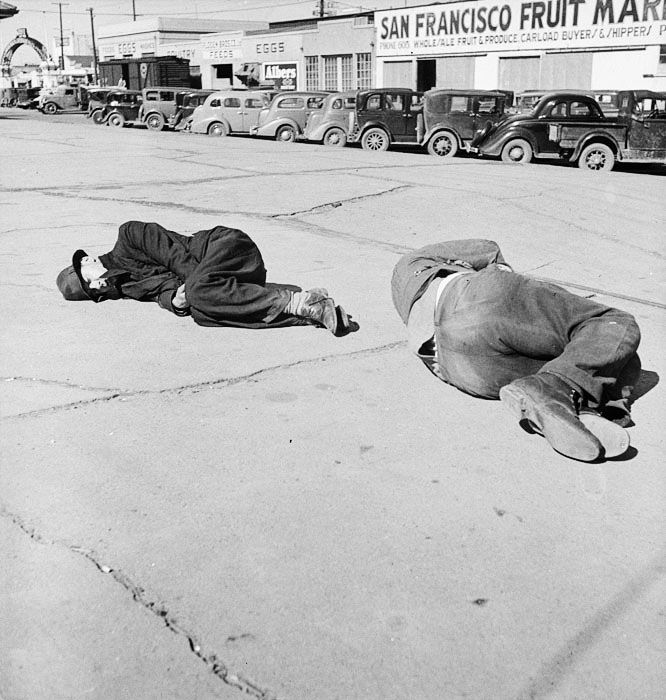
101, 90, 144, 127
141, 86, 192, 131
347, 88, 509, 157
169, 89, 214, 131
190, 90, 274, 136
250, 91, 329, 142
301, 91, 357, 147
38, 84, 80, 114
15, 86, 41, 109
471, 90, 666, 170
418, 89, 510, 157
346, 88, 423, 152
592, 90, 619, 117
86, 88, 114, 123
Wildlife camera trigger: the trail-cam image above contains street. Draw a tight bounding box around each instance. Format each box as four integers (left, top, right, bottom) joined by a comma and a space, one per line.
1, 109, 664, 700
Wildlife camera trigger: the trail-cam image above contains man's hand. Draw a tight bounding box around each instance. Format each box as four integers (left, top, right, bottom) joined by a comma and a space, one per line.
172, 283, 189, 310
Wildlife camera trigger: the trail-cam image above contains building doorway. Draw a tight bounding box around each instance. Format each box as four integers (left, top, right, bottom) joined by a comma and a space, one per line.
417, 59, 436, 92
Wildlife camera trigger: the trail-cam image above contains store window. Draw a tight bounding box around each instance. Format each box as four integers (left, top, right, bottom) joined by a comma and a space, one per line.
356, 53, 371, 89
214, 64, 233, 80
305, 56, 319, 90
323, 55, 354, 91
341, 55, 353, 90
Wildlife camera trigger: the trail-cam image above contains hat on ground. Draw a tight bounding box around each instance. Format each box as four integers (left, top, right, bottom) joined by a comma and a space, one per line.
56, 249, 99, 302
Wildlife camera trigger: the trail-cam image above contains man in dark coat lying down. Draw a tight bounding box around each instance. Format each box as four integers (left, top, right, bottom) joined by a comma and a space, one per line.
391, 239, 642, 462
56, 221, 350, 335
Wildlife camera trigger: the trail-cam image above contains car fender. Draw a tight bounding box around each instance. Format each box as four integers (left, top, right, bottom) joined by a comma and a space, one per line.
358, 120, 394, 142
207, 117, 232, 134
571, 131, 622, 162
423, 126, 461, 149
478, 125, 537, 157
262, 117, 301, 136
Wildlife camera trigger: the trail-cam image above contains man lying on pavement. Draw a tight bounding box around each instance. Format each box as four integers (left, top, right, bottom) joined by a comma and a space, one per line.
57, 220, 350, 335
391, 239, 641, 462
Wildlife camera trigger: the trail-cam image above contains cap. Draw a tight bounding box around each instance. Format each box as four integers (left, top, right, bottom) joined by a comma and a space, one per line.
56, 249, 100, 302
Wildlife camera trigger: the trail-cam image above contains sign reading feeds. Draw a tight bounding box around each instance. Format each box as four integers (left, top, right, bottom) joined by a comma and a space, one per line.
264, 62, 298, 90
376, 0, 666, 56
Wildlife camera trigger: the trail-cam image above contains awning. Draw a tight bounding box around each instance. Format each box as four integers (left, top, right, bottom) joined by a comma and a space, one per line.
0, 2, 19, 20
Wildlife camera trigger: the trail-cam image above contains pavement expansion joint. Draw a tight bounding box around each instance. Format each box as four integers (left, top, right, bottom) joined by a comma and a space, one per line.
0, 503, 278, 700
4, 341, 407, 420
2, 375, 121, 393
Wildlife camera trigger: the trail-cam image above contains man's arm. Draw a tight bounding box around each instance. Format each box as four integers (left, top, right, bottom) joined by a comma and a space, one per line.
113, 221, 199, 280
407, 239, 508, 273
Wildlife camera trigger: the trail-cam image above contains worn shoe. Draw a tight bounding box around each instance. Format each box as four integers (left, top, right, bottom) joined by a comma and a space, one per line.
499, 373, 603, 462
579, 411, 630, 458
287, 289, 349, 335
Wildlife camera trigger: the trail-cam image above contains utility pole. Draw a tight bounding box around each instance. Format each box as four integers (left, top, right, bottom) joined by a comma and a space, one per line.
51, 3, 69, 71
132, 1, 136, 21
87, 7, 98, 84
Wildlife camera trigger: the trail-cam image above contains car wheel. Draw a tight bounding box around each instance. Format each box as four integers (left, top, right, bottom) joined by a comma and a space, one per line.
361, 127, 390, 152
323, 127, 347, 147
578, 143, 615, 172
501, 138, 533, 163
91, 109, 105, 125
276, 125, 296, 142
107, 112, 125, 128
43, 102, 58, 115
427, 131, 458, 158
208, 122, 228, 136
145, 112, 165, 131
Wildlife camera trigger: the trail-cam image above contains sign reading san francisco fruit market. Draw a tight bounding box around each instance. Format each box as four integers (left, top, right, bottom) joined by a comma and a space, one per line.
376, 0, 666, 57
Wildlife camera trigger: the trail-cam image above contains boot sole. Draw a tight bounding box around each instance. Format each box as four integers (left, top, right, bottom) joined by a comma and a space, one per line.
334, 305, 350, 335
499, 384, 602, 462
579, 412, 630, 458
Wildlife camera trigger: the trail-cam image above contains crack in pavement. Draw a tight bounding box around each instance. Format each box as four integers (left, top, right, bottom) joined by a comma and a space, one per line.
272, 185, 411, 218
0, 504, 278, 700
3, 341, 407, 420
1, 376, 123, 393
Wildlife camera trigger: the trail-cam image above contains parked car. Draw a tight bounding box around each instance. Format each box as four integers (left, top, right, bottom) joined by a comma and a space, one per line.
15, 86, 41, 109
169, 89, 214, 131
38, 84, 80, 114
346, 88, 423, 152
86, 87, 114, 124
592, 90, 619, 117
347, 88, 508, 156
190, 90, 274, 136
141, 86, 192, 131
301, 91, 357, 146
470, 90, 666, 170
101, 89, 144, 127
250, 91, 329, 142
417, 89, 510, 157
513, 90, 549, 114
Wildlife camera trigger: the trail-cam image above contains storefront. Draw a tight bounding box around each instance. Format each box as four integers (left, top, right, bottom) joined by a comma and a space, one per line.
375, 0, 666, 93
198, 13, 375, 92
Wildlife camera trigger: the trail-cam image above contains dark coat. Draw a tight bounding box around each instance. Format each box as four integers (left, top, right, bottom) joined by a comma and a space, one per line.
100, 221, 289, 328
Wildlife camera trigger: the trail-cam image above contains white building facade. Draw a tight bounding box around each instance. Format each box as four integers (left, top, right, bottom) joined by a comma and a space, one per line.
375, 0, 666, 93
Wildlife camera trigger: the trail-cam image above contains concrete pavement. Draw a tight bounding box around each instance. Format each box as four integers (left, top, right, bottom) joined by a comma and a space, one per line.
1, 110, 664, 699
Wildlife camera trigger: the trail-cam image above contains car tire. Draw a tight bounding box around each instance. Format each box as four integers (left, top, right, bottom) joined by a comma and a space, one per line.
145, 112, 165, 131
323, 127, 347, 147
107, 112, 125, 128
208, 122, 228, 136
91, 109, 105, 125
361, 127, 390, 152
427, 131, 458, 158
276, 125, 296, 142
578, 143, 615, 172
43, 102, 58, 115
501, 138, 533, 164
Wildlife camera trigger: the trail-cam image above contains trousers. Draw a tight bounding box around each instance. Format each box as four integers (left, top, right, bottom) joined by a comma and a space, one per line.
425, 265, 641, 405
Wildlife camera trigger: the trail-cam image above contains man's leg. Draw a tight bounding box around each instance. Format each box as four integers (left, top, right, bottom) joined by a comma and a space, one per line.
185, 229, 347, 333
433, 267, 640, 460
